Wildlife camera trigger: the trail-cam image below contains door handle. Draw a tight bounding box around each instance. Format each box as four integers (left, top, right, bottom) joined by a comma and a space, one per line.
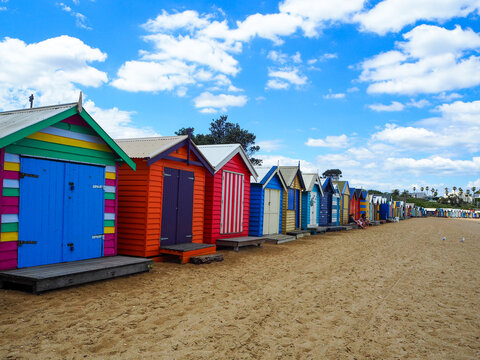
69, 182, 74, 190
67, 243, 74, 250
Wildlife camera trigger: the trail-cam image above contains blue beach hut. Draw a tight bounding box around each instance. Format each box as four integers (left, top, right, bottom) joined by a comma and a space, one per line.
300, 173, 324, 229
249, 166, 287, 236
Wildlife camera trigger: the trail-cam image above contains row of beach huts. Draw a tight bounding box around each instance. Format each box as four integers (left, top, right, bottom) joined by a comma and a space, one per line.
0, 101, 477, 292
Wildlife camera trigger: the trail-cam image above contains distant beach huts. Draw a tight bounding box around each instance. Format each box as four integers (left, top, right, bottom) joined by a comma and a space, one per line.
320, 177, 335, 226
333, 181, 351, 225
0, 102, 135, 270
332, 183, 341, 226
249, 166, 287, 237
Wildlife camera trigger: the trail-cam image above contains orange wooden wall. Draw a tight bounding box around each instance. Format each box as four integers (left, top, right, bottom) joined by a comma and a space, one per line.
203, 153, 251, 244
117, 144, 206, 258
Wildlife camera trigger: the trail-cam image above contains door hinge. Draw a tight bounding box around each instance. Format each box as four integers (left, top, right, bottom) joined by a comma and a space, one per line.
185, 235, 193, 238
17, 240, 37, 247
163, 173, 172, 177
188, 177, 195, 181
19, 172, 39, 179
92, 234, 104, 239
159, 237, 168, 241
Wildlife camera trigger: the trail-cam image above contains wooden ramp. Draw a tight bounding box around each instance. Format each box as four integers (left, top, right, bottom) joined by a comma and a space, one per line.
307, 226, 328, 235
286, 230, 311, 238
159, 243, 216, 264
263, 234, 296, 244
216, 236, 265, 252
0, 256, 153, 294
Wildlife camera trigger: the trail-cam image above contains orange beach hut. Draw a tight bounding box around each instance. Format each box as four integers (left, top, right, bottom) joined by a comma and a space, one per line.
116, 134, 217, 263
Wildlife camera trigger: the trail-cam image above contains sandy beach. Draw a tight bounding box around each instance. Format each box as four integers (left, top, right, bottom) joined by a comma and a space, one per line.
1, 217, 479, 359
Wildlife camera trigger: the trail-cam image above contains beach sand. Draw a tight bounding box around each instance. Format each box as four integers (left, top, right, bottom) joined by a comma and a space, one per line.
1, 217, 479, 359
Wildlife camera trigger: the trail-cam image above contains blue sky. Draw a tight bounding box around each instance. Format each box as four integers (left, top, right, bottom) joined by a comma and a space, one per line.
1, 0, 480, 193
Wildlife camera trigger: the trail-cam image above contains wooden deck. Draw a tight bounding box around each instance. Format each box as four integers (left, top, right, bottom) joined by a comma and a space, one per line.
307, 226, 328, 235
216, 236, 265, 252
263, 234, 296, 244
0, 256, 153, 293
286, 230, 311, 238
159, 243, 216, 264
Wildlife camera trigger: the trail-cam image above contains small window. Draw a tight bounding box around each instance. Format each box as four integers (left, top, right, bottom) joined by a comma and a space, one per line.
288, 188, 295, 210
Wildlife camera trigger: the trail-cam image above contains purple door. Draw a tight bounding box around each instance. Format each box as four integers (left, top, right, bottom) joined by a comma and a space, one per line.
160, 167, 194, 246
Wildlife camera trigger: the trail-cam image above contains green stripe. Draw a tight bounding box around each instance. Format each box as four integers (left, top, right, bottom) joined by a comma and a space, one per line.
6, 144, 117, 166
104, 220, 115, 227
15, 138, 114, 159
105, 192, 115, 200
1, 223, 18, 233
52, 121, 97, 136
3, 188, 19, 197
0, 107, 78, 149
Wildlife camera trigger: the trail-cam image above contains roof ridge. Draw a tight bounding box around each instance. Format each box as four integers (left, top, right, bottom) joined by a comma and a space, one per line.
0, 103, 76, 115
116, 135, 186, 142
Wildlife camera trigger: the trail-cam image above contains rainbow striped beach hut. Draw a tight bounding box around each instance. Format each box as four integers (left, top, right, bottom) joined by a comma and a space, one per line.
0, 100, 135, 271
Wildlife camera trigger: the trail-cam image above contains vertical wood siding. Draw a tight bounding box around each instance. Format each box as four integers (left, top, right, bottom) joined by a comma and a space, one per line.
0, 115, 120, 270
281, 173, 302, 233
117, 145, 206, 258
301, 192, 309, 230
248, 184, 264, 237
203, 154, 251, 244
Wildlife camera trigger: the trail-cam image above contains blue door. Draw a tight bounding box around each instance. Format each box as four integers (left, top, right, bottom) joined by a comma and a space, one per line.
63, 163, 104, 262
18, 158, 65, 268
18, 158, 105, 268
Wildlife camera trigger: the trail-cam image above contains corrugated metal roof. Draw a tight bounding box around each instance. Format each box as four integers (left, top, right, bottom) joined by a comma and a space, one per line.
251, 166, 273, 183
0, 103, 76, 140
303, 173, 323, 193
116, 136, 187, 158
278, 166, 298, 186
197, 144, 257, 179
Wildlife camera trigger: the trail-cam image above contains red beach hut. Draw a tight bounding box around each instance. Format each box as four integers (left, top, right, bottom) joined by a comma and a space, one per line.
116, 134, 217, 263
197, 144, 258, 244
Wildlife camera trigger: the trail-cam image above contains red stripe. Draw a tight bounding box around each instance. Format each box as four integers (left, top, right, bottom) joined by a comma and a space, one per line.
3, 205, 18, 214
62, 116, 89, 127
4, 171, 19, 180
105, 179, 115, 186
105, 206, 115, 213
3, 197, 19, 206
105, 199, 115, 207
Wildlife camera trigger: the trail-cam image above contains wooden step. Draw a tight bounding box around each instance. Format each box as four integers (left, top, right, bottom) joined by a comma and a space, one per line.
190, 254, 224, 265
263, 234, 296, 244
216, 236, 265, 252
159, 243, 216, 264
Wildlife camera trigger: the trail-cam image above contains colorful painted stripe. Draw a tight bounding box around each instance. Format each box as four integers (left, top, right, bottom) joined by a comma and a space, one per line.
26, 131, 111, 153
40, 126, 106, 145
104, 213, 115, 220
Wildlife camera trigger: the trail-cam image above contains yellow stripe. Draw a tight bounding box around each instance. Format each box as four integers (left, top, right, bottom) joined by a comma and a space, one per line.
105, 172, 116, 180
27, 132, 111, 153
4, 162, 20, 171
1, 232, 18, 242
104, 226, 115, 234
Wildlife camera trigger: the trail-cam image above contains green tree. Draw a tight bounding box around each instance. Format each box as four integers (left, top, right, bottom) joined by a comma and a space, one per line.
175, 115, 262, 165
322, 169, 342, 180
420, 186, 424, 193
452, 186, 457, 194
392, 189, 400, 198
444, 187, 448, 195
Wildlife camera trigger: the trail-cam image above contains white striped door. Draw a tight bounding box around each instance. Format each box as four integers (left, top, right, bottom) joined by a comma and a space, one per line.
220, 171, 244, 234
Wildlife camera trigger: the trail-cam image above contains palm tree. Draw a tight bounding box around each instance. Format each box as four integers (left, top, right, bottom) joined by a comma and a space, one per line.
420, 186, 424, 194
459, 187, 463, 196
444, 187, 448, 196
425, 186, 429, 195
413, 186, 416, 194
452, 186, 457, 194
472, 186, 476, 194
434, 191, 438, 197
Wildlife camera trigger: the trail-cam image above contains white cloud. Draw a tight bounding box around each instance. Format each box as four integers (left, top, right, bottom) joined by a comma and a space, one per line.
305, 134, 348, 148
384, 156, 480, 175
266, 67, 307, 90
359, 25, 480, 95
435, 92, 463, 101
257, 154, 316, 172
111, 60, 195, 92
407, 99, 430, 108
193, 91, 247, 112
354, 0, 480, 35
58, 2, 91, 30
323, 91, 345, 99
436, 100, 480, 125
0, 36, 107, 109
369, 101, 404, 112
467, 179, 480, 188
257, 139, 283, 152
142, 10, 211, 32
279, 0, 366, 36
347, 86, 359, 92
84, 100, 159, 139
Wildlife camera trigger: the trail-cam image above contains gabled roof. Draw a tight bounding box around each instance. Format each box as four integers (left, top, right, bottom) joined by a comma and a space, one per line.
197, 143, 258, 180
321, 177, 335, 194
116, 136, 187, 158
333, 183, 341, 196
303, 173, 324, 195
361, 190, 368, 199
278, 166, 306, 190
333, 180, 350, 195
116, 135, 215, 174
355, 188, 363, 198
251, 165, 287, 190
0, 102, 136, 170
